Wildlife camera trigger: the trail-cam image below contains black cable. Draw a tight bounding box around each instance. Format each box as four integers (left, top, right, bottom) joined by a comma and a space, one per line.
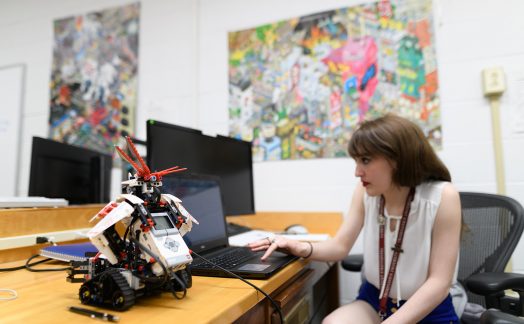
25, 254, 72, 272
130, 237, 188, 298
170, 272, 188, 299
123, 216, 140, 264
112, 220, 187, 299
129, 237, 187, 295
0, 255, 71, 272
123, 215, 138, 243
190, 250, 284, 324
0, 256, 52, 272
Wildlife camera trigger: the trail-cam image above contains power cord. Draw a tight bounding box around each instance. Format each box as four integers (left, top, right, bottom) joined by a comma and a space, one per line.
170, 272, 188, 299
13, 238, 72, 272
0, 255, 70, 272
25, 255, 72, 272
190, 250, 284, 323
0, 238, 69, 272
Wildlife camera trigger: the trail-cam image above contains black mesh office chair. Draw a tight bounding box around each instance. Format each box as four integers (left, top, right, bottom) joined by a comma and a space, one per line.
341, 192, 524, 323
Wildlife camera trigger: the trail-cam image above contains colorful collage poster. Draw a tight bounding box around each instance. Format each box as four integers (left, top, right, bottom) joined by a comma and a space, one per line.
49, 3, 140, 154
228, 0, 441, 161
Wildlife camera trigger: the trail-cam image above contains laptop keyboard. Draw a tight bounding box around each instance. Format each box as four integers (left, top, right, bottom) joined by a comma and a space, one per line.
192, 248, 256, 269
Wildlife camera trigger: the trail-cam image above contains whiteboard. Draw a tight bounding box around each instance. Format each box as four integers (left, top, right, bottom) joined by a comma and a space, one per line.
0, 64, 25, 196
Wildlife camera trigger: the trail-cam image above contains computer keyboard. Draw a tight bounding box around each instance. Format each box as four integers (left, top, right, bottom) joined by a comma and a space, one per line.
226, 222, 252, 236
192, 247, 256, 269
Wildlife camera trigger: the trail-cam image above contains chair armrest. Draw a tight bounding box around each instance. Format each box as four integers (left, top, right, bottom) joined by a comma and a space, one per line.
466, 272, 524, 295
480, 309, 524, 324
341, 254, 363, 272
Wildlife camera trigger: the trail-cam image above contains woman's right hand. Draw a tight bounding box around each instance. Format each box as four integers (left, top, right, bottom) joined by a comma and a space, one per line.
248, 236, 311, 261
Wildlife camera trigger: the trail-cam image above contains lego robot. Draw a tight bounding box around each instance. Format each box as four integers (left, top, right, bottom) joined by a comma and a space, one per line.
67, 137, 198, 311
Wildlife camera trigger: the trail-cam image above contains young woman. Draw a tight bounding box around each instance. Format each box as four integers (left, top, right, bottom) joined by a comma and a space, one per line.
248, 114, 462, 323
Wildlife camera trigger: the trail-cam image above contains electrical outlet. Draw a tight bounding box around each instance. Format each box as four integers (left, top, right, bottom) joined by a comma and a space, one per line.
482, 67, 506, 97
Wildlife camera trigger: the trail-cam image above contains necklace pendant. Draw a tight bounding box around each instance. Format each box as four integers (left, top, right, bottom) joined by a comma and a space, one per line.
378, 215, 386, 225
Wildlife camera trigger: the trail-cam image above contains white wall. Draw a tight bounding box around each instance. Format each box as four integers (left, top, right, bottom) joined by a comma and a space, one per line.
1, 0, 524, 305
0, 0, 200, 197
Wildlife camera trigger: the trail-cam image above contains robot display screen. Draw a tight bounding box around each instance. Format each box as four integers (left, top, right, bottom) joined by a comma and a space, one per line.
162, 175, 227, 250
153, 215, 174, 230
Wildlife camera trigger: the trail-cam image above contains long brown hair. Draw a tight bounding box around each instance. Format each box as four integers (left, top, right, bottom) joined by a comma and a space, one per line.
347, 114, 450, 187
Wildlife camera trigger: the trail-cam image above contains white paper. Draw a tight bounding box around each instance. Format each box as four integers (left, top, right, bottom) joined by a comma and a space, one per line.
228, 229, 330, 247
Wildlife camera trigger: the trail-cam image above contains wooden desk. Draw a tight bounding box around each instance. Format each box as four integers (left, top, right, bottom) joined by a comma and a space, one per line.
0, 208, 342, 323
0, 205, 103, 263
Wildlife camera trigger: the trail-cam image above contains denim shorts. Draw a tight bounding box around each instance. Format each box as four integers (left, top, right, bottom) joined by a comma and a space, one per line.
356, 280, 459, 323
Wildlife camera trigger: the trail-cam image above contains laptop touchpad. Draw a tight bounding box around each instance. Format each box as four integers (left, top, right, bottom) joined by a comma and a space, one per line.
238, 264, 271, 271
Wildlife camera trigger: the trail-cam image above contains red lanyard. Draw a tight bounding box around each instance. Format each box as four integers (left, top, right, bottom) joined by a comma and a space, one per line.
378, 187, 415, 320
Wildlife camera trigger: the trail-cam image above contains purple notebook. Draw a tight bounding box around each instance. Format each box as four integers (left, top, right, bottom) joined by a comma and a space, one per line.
39, 242, 98, 262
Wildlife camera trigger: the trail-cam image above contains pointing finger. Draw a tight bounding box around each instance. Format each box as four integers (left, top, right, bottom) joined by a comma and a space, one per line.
261, 242, 278, 261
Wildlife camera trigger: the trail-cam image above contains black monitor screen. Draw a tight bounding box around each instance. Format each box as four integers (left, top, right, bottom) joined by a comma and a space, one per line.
29, 137, 112, 204
146, 120, 255, 216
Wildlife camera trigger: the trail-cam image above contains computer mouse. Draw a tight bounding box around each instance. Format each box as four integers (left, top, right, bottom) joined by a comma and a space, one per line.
285, 224, 309, 234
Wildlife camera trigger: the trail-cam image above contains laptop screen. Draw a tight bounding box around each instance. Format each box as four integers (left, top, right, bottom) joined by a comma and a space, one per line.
161, 174, 229, 253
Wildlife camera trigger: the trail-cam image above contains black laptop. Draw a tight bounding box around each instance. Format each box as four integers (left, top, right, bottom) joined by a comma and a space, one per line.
162, 174, 298, 279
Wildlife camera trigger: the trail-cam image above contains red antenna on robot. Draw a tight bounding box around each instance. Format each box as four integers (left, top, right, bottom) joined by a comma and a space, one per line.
115, 136, 186, 181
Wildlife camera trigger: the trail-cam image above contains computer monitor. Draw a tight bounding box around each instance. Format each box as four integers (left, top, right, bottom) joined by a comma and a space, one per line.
146, 120, 255, 216
28, 136, 112, 204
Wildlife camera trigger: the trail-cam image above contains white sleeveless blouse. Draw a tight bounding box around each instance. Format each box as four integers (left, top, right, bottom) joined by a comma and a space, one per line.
362, 181, 457, 302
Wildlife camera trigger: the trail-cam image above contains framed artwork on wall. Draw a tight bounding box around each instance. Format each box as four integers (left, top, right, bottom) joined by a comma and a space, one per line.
49, 2, 140, 155
228, 0, 441, 161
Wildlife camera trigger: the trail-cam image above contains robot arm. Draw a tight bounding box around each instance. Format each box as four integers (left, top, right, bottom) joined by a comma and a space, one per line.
87, 198, 136, 264
161, 194, 199, 237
